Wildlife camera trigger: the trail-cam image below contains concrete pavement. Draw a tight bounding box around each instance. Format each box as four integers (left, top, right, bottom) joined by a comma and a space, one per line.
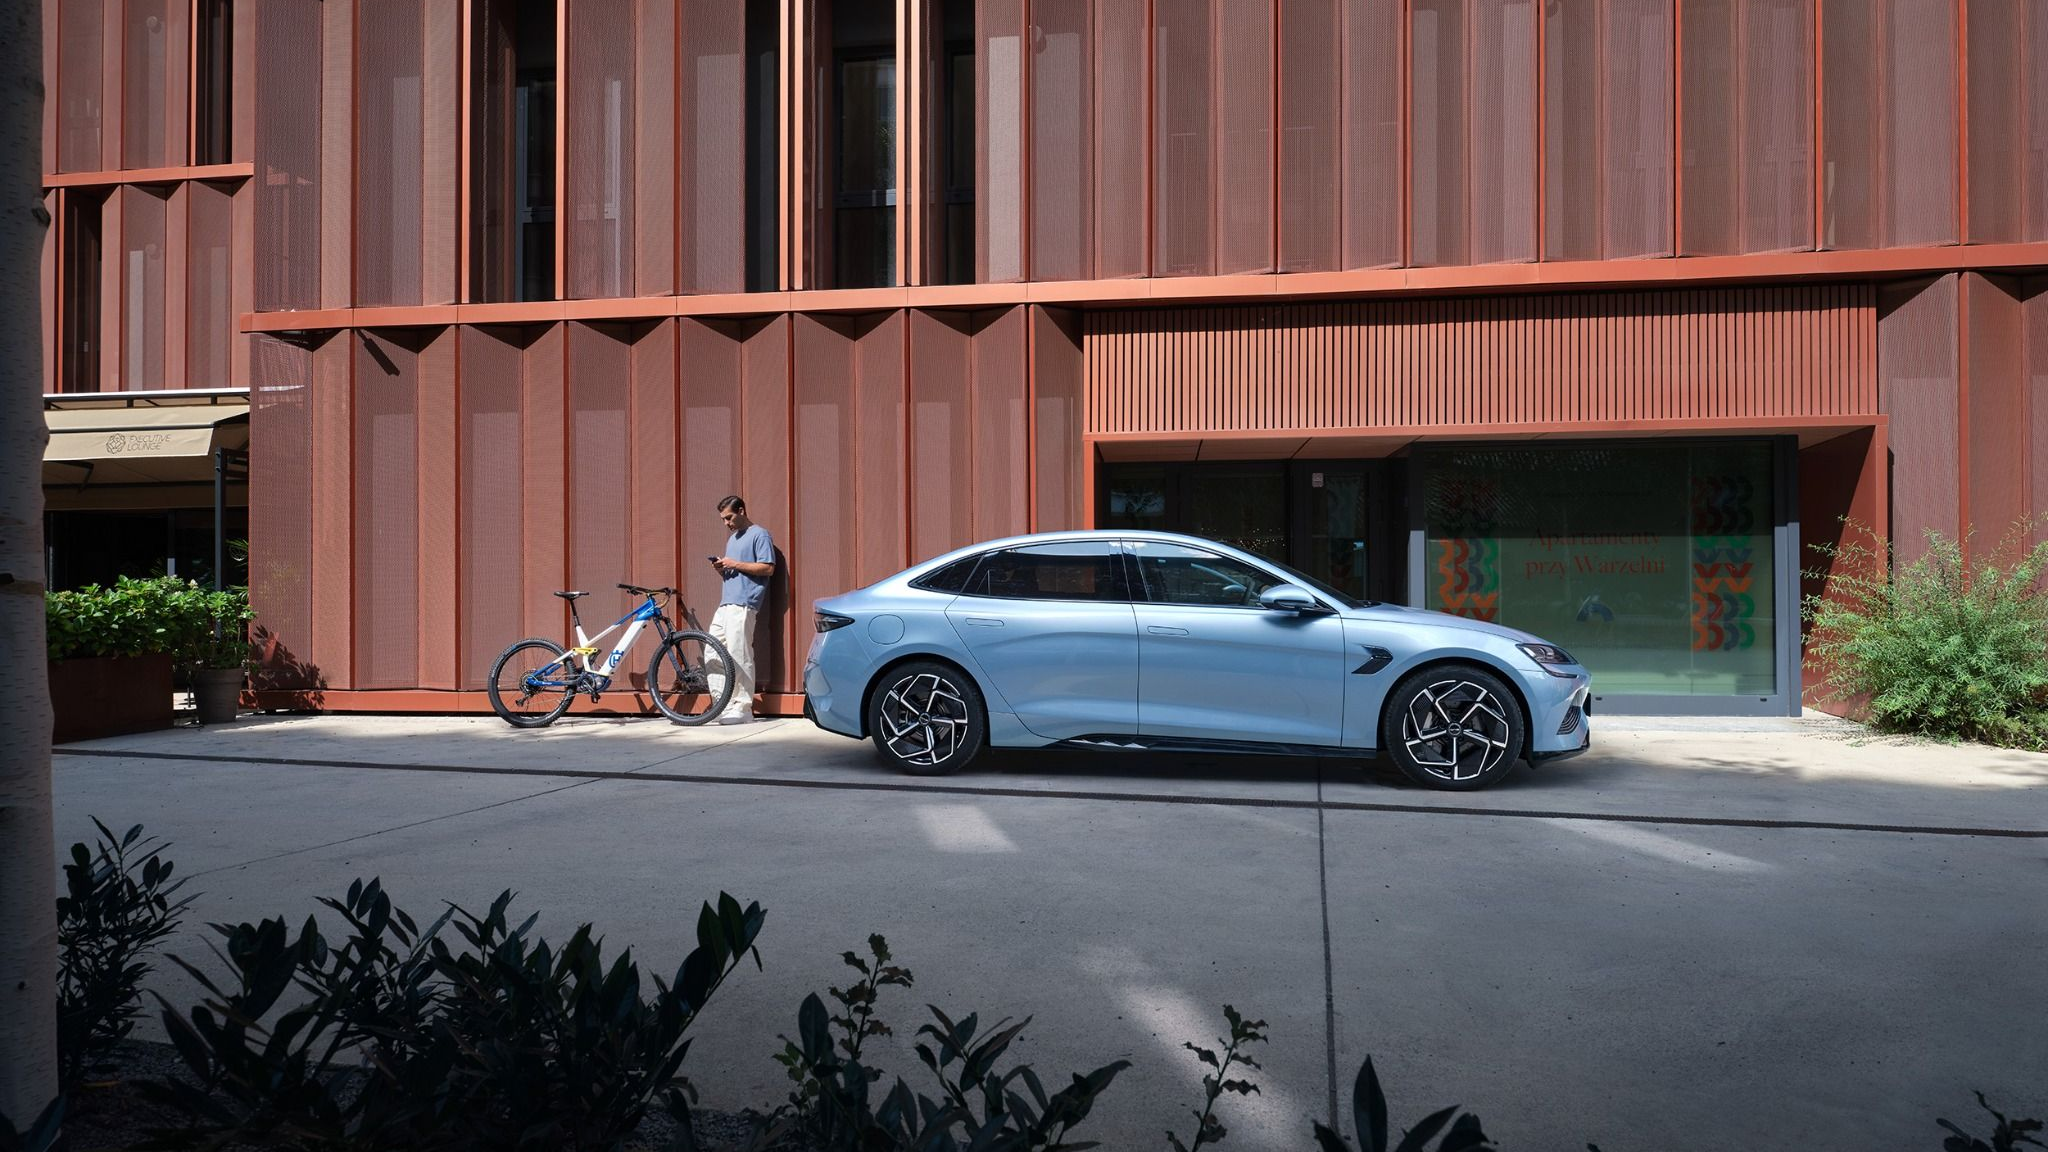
50, 713, 2048, 1151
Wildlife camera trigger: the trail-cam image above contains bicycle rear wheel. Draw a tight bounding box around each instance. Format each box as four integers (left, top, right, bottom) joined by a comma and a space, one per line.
647, 630, 735, 725
488, 638, 577, 728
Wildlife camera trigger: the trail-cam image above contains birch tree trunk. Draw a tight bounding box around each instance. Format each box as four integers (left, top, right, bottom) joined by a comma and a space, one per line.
0, 0, 56, 1127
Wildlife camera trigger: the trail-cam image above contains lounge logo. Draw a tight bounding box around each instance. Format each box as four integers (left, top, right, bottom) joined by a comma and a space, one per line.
104, 431, 173, 454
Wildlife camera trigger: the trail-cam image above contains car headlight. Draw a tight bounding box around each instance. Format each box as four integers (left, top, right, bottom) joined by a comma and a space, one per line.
815, 610, 855, 633
1517, 642, 1579, 677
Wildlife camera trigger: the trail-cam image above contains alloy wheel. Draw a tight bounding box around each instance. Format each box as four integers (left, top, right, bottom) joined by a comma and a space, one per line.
1400, 677, 1513, 784
877, 672, 970, 767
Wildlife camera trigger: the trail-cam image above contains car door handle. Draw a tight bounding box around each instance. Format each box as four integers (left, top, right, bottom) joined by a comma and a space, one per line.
1146, 625, 1189, 636
963, 616, 1005, 627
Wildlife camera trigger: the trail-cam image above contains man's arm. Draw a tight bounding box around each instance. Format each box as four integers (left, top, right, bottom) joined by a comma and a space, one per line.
714, 531, 776, 578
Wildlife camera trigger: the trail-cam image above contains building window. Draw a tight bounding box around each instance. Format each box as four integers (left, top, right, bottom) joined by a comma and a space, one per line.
61, 193, 105, 393
931, 0, 974, 284
745, 0, 780, 291
472, 0, 557, 302
824, 0, 897, 289
194, 0, 233, 164
1420, 440, 1780, 698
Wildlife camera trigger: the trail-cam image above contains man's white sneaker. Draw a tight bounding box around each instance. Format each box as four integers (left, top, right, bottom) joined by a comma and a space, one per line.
717, 713, 754, 725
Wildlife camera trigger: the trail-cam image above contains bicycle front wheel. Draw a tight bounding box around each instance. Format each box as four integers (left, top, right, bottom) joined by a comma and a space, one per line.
488, 638, 577, 728
647, 630, 735, 725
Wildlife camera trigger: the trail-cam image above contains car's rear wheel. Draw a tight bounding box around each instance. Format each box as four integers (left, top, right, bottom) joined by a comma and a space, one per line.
1381, 664, 1525, 791
867, 661, 987, 776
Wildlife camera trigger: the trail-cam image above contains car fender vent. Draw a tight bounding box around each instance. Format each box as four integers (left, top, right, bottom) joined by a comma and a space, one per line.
1353, 646, 1393, 675
1557, 706, 1581, 735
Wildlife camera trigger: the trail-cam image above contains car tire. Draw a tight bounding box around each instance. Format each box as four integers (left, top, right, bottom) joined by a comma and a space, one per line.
1381, 663, 1526, 791
867, 660, 988, 776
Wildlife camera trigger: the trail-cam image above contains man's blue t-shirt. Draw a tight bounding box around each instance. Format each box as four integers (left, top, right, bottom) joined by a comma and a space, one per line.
721, 524, 774, 610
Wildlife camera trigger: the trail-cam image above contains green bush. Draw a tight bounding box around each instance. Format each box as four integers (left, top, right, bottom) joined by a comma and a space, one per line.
1805, 525, 2048, 749
46, 576, 252, 670
139, 879, 764, 1152
56, 819, 193, 1093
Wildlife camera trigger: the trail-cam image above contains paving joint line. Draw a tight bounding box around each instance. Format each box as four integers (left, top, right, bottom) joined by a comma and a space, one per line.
52, 747, 2048, 839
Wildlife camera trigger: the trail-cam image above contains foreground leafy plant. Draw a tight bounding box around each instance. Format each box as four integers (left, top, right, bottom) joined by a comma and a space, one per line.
1805, 523, 2048, 749
139, 879, 764, 1151
1167, 1005, 1266, 1151
761, 934, 1129, 1151
56, 818, 194, 1092
1313, 1058, 1493, 1152
1939, 1090, 2047, 1152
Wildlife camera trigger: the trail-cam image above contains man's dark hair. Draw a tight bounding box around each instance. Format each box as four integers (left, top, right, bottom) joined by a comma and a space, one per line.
717, 495, 746, 514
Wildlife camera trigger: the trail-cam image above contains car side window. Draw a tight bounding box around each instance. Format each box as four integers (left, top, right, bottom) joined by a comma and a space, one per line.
962, 542, 1129, 603
913, 554, 983, 594
1129, 542, 1285, 608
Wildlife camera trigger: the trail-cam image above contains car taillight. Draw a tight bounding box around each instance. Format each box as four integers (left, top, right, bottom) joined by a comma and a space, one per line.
815, 610, 855, 633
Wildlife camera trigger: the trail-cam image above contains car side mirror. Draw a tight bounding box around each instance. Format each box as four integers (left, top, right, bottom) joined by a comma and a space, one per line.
1258, 584, 1328, 615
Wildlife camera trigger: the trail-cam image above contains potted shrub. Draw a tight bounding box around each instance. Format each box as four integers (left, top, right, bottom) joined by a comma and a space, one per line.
183, 587, 253, 725
46, 577, 188, 742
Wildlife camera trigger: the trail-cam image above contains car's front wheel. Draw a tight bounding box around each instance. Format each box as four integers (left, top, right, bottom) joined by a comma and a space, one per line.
867, 661, 987, 775
1381, 663, 1525, 790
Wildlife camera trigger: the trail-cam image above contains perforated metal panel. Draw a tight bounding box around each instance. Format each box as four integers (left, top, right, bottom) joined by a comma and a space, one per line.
1344, 0, 1403, 269
416, 330, 457, 687
2031, 10, 2048, 241
1877, 276, 1961, 560
249, 335, 314, 688
793, 315, 858, 632
123, 0, 189, 169
1966, 0, 2026, 243
1216, 0, 1273, 274
2030, 278, 2048, 552
458, 327, 528, 688
1965, 275, 2028, 538
1410, 0, 1468, 266
1153, 0, 1214, 276
1281, 0, 1340, 273
58, 1, 103, 173
567, 0, 639, 299
680, 0, 748, 293
353, 330, 422, 689
1682, 0, 1816, 255
636, 0, 678, 295
1546, 0, 1673, 260
909, 309, 973, 558
319, 0, 354, 308
311, 336, 354, 688
741, 316, 792, 691
121, 186, 169, 390
630, 321, 680, 591
524, 325, 568, 642
421, 3, 458, 304
1031, 0, 1093, 282
1470, 0, 1537, 263
356, 0, 426, 305
977, 0, 1026, 282
568, 323, 634, 605
1822, 0, 1957, 249
972, 308, 1029, 537
254, 0, 322, 311
678, 317, 741, 624
855, 312, 908, 581
1094, 0, 1146, 279
187, 181, 234, 387
1030, 306, 1084, 530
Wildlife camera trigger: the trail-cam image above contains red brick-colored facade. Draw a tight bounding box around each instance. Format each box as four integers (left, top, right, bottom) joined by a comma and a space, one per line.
40, 0, 2048, 714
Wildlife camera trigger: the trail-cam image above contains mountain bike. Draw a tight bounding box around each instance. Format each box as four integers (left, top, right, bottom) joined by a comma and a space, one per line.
486, 584, 735, 728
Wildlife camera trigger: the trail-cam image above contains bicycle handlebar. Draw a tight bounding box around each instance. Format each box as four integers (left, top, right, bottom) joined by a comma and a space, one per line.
618, 583, 679, 597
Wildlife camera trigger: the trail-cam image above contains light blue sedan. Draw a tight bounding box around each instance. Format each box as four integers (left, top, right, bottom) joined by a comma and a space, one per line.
803, 531, 1591, 790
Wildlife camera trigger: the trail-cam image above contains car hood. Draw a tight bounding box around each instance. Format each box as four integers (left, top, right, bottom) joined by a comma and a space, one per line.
1344, 601, 1559, 648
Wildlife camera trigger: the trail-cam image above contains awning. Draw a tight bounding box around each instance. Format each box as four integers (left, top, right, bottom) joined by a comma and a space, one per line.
43, 389, 249, 506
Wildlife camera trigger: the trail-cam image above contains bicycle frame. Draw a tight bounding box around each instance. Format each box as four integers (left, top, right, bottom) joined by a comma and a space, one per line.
528, 596, 672, 695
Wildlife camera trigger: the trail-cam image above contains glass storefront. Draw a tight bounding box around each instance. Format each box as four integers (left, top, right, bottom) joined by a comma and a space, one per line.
1420, 441, 1778, 698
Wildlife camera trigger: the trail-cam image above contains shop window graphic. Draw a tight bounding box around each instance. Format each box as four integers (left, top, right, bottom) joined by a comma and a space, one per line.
1689, 475, 1759, 653
1432, 477, 1501, 622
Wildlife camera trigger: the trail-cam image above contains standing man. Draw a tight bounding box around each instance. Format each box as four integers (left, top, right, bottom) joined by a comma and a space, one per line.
707, 495, 775, 723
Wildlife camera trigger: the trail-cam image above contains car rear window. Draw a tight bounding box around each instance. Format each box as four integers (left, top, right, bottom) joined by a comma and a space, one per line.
964, 542, 1129, 603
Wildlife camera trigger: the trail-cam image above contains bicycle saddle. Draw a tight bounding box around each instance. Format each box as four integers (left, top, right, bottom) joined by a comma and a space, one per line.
554, 590, 588, 600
